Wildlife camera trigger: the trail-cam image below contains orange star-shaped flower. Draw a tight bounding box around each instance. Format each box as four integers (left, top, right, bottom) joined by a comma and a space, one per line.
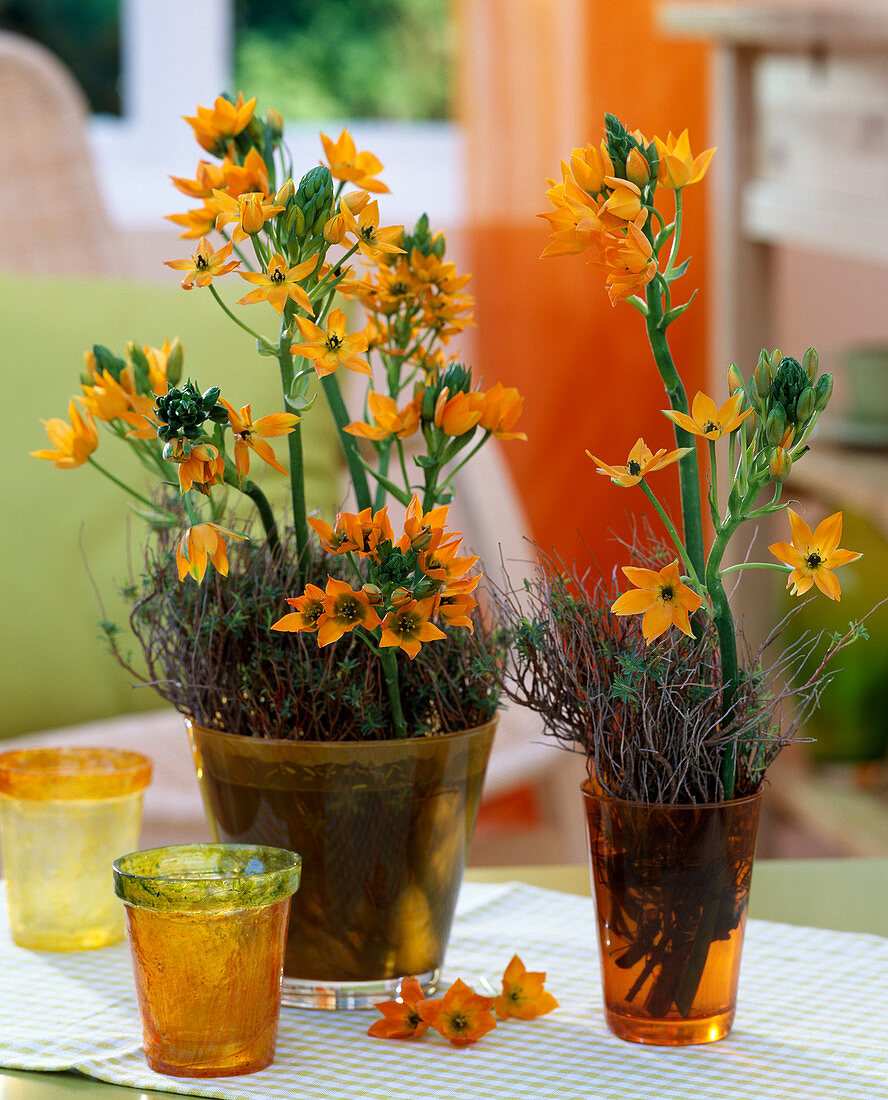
493, 955, 559, 1021
213, 190, 284, 243
367, 977, 429, 1040
31, 400, 98, 469
271, 584, 327, 634
345, 391, 420, 441
478, 382, 527, 441
321, 128, 389, 194
291, 307, 371, 377
662, 391, 752, 440
653, 129, 715, 190
611, 560, 704, 643
417, 979, 497, 1047
164, 238, 239, 289
769, 510, 862, 601
317, 576, 381, 646
183, 92, 256, 153
175, 523, 247, 584
379, 598, 447, 660
340, 199, 405, 260
587, 437, 691, 487
237, 253, 317, 315
220, 400, 300, 481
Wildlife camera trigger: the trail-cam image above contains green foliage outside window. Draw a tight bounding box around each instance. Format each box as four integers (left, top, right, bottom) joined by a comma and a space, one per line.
0, 0, 120, 114
234, 0, 452, 121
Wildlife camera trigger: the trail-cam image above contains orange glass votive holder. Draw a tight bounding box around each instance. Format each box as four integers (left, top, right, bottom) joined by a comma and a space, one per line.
0, 747, 152, 950
113, 844, 302, 1078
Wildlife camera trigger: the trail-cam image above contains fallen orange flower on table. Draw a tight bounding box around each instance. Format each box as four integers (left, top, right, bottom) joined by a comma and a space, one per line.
494, 955, 559, 1021
417, 979, 497, 1046
367, 977, 429, 1040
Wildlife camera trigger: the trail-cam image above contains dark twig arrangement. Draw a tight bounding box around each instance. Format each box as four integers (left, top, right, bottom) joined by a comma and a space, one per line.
495, 539, 870, 804
105, 519, 505, 742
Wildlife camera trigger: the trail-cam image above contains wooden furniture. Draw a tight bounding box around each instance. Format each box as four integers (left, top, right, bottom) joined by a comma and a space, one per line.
660, 2, 888, 857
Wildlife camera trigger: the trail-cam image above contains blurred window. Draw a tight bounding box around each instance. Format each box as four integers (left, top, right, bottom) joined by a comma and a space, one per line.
234, 0, 452, 121
0, 0, 121, 114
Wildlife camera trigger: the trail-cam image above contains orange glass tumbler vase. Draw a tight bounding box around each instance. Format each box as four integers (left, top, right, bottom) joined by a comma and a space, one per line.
0, 747, 151, 950
113, 844, 301, 1077
583, 783, 762, 1045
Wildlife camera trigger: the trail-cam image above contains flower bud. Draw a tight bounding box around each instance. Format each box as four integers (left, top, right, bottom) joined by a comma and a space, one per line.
764, 407, 786, 446
390, 586, 412, 606
814, 372, 834, 412
727, 362, 744, 396
275, 179, 295, 206
362, 583, 383, 606
241, 193, 265, 235
769, 347, 783, 371
626, 147, 651, 187
294, 165, 334, 236
265, 107, 284, 138
166, 340, 184, 386
769, 447, 793, 483
754, 352, 772, 400
323, 212, 346, 244
796, 385, 816, 426
770, 356, 808, 425
802, 346, 819, 383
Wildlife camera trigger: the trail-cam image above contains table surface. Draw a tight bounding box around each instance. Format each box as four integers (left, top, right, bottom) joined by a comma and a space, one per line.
1, 858, 886, 1100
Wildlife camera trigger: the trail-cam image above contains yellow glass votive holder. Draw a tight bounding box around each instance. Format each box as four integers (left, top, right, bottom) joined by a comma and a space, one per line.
113, 843, 302, 1078
0, 747, 152, 950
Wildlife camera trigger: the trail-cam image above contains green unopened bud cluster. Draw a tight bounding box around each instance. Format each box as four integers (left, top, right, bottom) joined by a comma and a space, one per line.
400, 213, 444, 260
155, 381, 228, 452
604, 113, 659, 187
286, 166, 334, 242
746, 347, 833, 482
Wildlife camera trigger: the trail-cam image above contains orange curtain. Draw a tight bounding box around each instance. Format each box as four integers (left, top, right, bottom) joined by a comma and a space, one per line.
455, 0, 711, 578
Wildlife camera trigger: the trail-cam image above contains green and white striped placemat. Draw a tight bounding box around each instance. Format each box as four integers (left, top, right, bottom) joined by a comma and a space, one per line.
1, 880, 886, 1099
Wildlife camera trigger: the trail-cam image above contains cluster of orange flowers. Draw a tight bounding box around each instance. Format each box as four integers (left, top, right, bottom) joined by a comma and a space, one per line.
272, 495, 479, 659
539, 129, 714, 304
368, 956, 558, 1046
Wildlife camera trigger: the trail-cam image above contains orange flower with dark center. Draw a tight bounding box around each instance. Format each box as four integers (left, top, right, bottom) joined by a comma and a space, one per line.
220, 400, 300, 481
435, 576, 479, 633
291, 307, 371, 378
270, 585, 327, 634
175, 523, 247, 584
769, 510, 862, 600
237, 253, 317, 315
611, 560, 704, 643
31, 400, 98, 469
417, 979, 497, 1047
321, 128, 390, 193
396, 495, 450, 554
587, 437, 690, 488
379, 598, 447, 660
663, 391, 752, 440
367, 977, 429, 1040
183, 92, 256, 153
419, 539, 478, 585
164, 238, 239, 289
344, 506, 394, 556
318, 577, 381, 646
307, 513, 354, 554
345, 392, 420, 442
340, 199, 405, 260
493, 955, 559, 1021
165, 202, 219, 239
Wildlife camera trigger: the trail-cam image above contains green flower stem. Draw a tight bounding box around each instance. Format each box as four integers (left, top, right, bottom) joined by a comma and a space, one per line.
704, 517, 743, 798
276, 345, 310, 577
643, 286, 706, 581
360, 458, 411, 506
87, 457, 156, 509
240, 478, 281, 555
396, 439, 411, 495
209, 284, 266, 343
321, 374, 372, 510
638, 479, 704, 594
663, 189, 683, 280
719, 562, 789, 576
379, 646, 408, 738
374, 441, 392, 510
708, 438, 720, 525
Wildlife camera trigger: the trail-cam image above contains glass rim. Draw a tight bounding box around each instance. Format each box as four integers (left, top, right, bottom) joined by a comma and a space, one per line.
113, 843, 302, 912
185, 714, 498, 751
0, 747, 152, 800
580, 778, 763, 811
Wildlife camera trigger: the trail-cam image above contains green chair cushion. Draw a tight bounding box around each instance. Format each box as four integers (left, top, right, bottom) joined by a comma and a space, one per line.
4, 272, 343, 737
